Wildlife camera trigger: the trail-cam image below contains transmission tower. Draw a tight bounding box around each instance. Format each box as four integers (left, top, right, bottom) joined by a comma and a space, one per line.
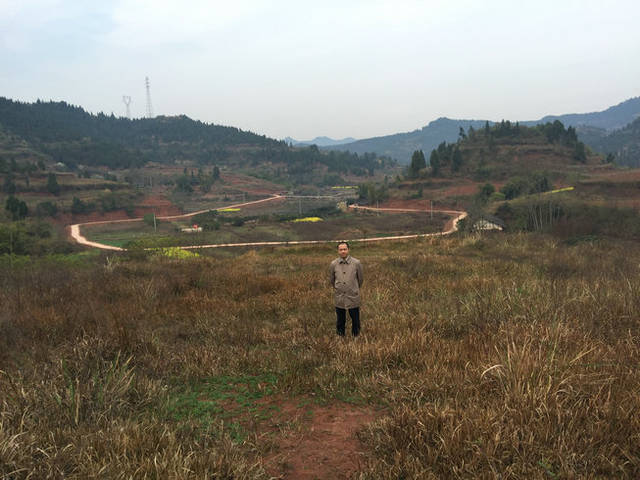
122, 95, 132, 119
145, 76, 154, 118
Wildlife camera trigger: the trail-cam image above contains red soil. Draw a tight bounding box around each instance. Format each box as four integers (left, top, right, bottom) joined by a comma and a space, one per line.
261, 397, 378, 479
53, 194, 182, 227
221, 173, 284, 195
136, 194, 182, 216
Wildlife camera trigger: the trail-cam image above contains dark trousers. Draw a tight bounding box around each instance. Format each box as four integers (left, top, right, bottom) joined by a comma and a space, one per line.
336, 307, 360, 337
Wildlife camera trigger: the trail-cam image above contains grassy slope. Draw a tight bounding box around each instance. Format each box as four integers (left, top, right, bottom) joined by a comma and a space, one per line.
1, 233, 640, 478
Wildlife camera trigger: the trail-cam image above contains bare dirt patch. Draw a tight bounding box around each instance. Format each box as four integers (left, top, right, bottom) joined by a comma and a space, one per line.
221, 172, 284, 195
259, 397, 378, 479
136, 194, 183, 216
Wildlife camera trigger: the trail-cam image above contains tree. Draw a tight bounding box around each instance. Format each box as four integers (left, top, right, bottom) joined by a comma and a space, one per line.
71, 196, 88, 214
47, 173, 61, 195
174, 175, 193, 193
458, 126, 467, 141
2, 173, 16, 194
480, 183, 495, 198
468, 125, 476, 140
429, 150, 441, 176
358, 182, 388, 204
5, 195, 28, 220
501, 177, 528, 199
529, 172, 551, 194
213, 165, 220, 180
409, 150, 426, 178
573, 142, 587, 163
36, 201, 58, 217
451, 148, 463, 172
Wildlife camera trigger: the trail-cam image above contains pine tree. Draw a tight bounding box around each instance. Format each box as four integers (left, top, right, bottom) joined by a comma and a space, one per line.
46, 173, 61, 196
430, 150, 441, 176
409, 150, 426, 178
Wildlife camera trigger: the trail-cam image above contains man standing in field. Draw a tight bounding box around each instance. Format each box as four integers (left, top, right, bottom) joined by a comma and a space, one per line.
330, 242, 364, 337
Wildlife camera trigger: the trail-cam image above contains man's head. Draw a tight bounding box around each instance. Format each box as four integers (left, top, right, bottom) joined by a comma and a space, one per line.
337, 241, 349, 259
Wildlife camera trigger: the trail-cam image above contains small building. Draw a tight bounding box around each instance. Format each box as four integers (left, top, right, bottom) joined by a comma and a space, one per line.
473, 214, 506, 231
181, 224, 203, 233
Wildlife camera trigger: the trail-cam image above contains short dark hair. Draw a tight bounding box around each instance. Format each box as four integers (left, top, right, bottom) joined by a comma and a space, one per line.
337, 241, 349, 249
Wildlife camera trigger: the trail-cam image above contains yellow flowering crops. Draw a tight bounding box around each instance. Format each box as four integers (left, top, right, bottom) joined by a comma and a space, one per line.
157, 247, 199, 259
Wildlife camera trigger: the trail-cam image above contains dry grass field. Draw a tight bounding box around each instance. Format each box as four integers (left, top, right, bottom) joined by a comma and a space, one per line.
1, 232, 640, 478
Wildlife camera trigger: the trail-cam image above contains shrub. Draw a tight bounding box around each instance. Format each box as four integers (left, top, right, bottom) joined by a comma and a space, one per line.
5, 195, 28, 220
36, 201, 58, 218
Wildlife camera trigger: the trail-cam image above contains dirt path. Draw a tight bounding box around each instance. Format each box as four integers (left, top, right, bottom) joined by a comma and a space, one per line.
68, 195, 285, 251
68, 196, 467, 251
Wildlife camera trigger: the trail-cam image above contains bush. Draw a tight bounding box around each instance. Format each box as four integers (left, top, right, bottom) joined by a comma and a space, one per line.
500, 172, 552, 200
36, 201, 58, 218
71, 196, 95, 215
496, 199, 640, 238
5, 195, 28, 220
143, 213, 157, 227
0, 220, 74, 255
192, 210, 220, 231
489, 191, 505, 202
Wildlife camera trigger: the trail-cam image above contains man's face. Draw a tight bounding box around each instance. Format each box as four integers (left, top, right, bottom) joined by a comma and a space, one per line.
338, 243, 349, 259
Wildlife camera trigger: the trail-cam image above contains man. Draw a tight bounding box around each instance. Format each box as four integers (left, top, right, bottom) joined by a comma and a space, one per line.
329, 241, 364, 337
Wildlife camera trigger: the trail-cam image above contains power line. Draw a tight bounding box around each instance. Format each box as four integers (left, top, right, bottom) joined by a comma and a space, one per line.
145, 76, 154, 118
122, 95, 132, 119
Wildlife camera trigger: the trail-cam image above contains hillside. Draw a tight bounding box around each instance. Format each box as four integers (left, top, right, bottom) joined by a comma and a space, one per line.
419, 120, 598, 182
0, 98, 393, 183
329, 97, 640, 163
576, 117, 640, 167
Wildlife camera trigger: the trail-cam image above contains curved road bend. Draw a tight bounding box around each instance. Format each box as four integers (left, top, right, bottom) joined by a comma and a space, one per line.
70, 195, 284, 251
69, 195, 467, 251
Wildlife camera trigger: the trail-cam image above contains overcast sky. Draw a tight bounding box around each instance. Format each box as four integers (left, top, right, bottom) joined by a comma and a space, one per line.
1, 0, 639, 140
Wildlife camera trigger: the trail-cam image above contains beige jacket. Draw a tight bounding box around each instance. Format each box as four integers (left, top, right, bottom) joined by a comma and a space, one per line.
329, 255, 363, 309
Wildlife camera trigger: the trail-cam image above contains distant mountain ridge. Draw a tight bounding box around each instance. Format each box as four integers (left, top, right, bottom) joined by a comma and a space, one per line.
576, 117, 640, 167
324, 118, 488, 165
528, 97, 640, 131
284, 136, 357, 147
328, 97, 640, 163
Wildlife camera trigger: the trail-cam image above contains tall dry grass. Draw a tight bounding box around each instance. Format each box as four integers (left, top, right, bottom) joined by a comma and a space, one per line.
1, 232, 639, 478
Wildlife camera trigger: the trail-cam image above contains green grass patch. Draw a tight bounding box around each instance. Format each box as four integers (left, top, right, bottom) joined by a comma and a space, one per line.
165, 373, 279, 442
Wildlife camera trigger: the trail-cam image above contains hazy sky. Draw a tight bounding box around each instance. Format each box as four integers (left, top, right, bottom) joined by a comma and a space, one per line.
2, 1, 639, 140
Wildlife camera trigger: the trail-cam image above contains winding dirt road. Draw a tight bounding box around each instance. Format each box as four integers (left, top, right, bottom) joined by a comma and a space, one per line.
69, 195, 467, 251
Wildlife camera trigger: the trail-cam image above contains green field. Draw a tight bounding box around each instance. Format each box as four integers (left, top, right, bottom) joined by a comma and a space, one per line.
82, 210, 450, 247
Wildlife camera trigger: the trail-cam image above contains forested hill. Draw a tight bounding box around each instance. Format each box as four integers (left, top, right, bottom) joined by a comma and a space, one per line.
576, 117, 640, 167
0, 97, 278, 169
0, 97, 274, 146
0, 98, 393, 179
329, 97, 640, 163
406, 120, 599, 182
